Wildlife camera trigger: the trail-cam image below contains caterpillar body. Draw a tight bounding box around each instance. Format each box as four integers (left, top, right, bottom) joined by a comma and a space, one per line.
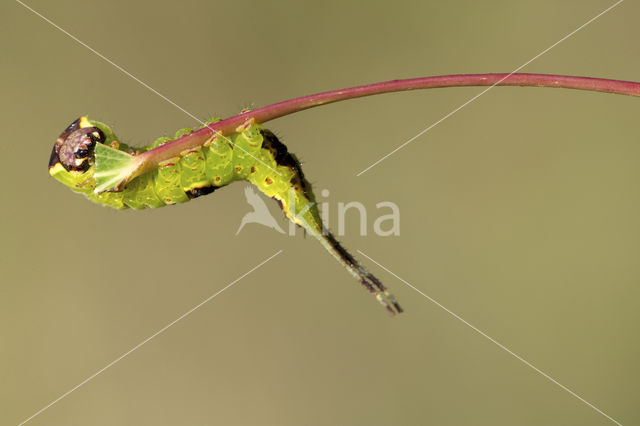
49, 117, 402, 315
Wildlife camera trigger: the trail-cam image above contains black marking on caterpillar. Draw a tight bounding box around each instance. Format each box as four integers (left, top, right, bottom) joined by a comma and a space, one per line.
186, 185, 219, 199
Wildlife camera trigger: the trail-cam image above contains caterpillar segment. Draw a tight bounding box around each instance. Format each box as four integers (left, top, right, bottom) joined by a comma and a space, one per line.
49, 117, 402, 315
258, 130, 403, 315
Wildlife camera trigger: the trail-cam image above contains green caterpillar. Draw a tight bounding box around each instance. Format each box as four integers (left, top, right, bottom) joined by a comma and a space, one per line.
49, 117, 402, 315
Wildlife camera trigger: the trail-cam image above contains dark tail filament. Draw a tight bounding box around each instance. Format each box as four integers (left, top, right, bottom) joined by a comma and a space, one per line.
320, 231, 403, 315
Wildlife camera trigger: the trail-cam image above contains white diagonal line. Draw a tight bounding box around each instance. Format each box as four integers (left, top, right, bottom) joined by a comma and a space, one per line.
17, 250, 283, 426
356, 0, 624, 176
15, 0, 282, 176
357, 250, 623, 426
14, 0, 198, 124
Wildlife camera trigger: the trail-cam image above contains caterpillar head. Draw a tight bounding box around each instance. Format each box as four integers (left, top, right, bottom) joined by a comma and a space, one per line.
48, 117, 117, 192
49, 117, 104, 172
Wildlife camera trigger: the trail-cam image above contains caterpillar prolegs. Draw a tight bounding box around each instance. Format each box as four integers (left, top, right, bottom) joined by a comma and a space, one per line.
49, 117, 402, 315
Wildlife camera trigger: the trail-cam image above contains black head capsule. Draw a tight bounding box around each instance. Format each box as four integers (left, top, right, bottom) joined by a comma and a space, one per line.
49, 118, 105, 172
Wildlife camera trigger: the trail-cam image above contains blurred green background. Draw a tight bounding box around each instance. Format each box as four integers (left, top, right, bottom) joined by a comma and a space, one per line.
2, 0, 639, 424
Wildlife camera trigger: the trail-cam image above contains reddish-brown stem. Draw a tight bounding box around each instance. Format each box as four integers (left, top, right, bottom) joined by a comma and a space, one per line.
132, 73, 640, 176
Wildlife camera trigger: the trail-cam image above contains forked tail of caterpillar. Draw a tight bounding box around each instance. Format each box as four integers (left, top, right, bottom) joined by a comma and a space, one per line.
312, 229, 403, 315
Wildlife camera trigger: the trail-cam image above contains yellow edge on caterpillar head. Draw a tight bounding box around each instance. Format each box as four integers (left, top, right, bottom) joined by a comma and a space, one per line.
49, 161, 67, 178
49, 162, 95, 192
79, 116, 92, 128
